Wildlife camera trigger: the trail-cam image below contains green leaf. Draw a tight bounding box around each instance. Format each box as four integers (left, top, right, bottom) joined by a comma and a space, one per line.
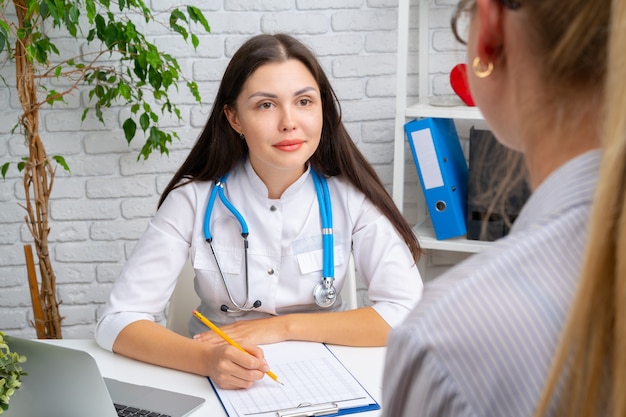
187, 6, 210, 33
118, 82, 131, 100
139, 112, 150, 132
171, 23, 188, 40
86, 0, 96, 23
44, 0, 60, 22
149, 126, 163, 147
147, 68, 162, 90
124, 21, 137, 41
187, 81, 201, 103
86, 27, 96, 42
170, 9, 187, 23
95, 14, 105, 38
1, 163, 9, 179
64, 5, 80, 37
95, 84, 104, 98
123, 118, 137, 143
146, 50, 160, 67
0, 20, 9, 56
94, 103, 104, 122
0, 31, 6, 56
45, 89, 66, 105
52, 155, 70, 173
104, 23, 119, 49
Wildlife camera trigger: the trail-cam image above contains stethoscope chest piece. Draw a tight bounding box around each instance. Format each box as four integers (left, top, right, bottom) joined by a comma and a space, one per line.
313, 277, 337, 308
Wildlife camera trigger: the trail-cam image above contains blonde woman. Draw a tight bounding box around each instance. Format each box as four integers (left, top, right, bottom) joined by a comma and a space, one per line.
535, 0, 626, 415
382, 0, 615, 415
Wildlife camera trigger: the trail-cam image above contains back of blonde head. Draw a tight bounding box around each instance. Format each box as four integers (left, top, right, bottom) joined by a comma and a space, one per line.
535, 0, 626, 415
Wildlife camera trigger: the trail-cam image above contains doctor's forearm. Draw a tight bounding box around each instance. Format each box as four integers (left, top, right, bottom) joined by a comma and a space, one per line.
284, 307, 391, 346
112, 320, 212, 374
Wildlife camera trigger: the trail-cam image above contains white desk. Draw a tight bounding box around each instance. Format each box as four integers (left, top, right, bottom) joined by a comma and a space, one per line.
43, 339, 386, 416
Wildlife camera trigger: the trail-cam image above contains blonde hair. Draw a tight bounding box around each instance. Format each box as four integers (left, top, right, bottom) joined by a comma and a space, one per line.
535, 0, 626, 415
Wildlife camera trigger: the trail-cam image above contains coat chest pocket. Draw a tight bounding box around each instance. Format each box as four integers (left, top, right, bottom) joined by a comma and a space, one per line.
193, 244, 243, 274
294, 235, 345, 275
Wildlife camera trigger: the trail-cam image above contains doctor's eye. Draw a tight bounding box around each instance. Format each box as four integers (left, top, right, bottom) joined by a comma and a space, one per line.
297, 98, 312, 106
258, 101, 275, 110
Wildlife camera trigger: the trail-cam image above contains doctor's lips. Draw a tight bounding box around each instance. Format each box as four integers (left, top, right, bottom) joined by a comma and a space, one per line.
274, 139, 304, 152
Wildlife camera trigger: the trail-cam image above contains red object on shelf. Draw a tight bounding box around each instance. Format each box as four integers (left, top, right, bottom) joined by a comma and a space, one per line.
450, 63, 475, 106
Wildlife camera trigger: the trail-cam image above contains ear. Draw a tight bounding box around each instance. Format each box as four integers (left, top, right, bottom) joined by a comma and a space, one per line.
223, 104, 242, 134
473, 0, 505, 65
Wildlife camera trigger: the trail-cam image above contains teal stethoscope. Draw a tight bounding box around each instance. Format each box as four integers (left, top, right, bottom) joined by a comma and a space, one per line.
203, 169, 337, 312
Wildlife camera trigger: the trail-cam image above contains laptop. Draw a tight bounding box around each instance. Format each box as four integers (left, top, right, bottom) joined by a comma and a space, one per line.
4, 336, 205, 417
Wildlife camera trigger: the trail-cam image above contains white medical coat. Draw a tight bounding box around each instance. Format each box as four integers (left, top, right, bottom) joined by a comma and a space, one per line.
95, 160, 423, 351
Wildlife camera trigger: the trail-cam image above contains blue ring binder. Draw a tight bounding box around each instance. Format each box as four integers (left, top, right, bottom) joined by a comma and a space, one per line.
405, 117, 469, 240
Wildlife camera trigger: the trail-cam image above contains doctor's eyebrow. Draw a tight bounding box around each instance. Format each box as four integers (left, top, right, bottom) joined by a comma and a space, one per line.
247, 86, 318, 100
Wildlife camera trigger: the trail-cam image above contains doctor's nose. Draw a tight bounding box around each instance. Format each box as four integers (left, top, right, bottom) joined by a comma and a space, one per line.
279, 110, 296, 131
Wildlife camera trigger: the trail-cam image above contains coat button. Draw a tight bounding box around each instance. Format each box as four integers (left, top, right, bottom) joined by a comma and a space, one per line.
270, 205, 277, 211
267, 268, 275, 275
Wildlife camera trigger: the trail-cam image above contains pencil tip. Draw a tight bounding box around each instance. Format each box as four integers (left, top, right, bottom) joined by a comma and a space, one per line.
278, 380, 285, 386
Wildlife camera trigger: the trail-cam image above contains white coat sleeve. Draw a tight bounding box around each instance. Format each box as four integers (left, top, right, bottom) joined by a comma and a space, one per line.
351, 197, 423, 327
94, 185, 197, 351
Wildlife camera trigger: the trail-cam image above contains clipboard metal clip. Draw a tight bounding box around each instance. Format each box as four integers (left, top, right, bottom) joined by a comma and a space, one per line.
276, 402, 339, 417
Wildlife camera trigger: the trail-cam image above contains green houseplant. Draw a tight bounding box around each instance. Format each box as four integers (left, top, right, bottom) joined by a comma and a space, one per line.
0, 1, 209, 338
0, 332, 26, 415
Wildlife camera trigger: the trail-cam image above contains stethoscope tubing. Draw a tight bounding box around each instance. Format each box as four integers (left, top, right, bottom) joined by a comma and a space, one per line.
204, 173, 249, 241
311, 169, 334, 279
203, 168, 336, 312
204, 172, 256, 311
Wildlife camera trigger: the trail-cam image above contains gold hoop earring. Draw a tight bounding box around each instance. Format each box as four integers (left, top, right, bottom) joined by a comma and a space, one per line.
472, 57, 494, 78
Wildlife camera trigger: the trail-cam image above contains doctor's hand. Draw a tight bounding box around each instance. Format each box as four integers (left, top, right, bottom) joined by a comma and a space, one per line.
200, 339, 269, 390
194, 316, 289, 346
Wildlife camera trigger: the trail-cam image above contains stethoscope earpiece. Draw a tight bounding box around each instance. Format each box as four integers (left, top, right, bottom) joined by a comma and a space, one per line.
220, 300, 262, 313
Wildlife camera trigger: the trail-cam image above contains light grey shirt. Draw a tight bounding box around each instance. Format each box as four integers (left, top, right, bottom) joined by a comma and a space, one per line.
382, 150, 601, 417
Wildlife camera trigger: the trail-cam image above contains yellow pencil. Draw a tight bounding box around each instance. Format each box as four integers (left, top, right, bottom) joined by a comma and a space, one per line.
192, 310, 284, 386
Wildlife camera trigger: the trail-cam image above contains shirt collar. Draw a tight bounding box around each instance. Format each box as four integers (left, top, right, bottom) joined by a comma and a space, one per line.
242, 159, 312, 200
511, 149, 601, 232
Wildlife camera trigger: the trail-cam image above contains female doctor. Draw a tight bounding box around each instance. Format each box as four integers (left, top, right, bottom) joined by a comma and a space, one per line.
95, 33, 423, 389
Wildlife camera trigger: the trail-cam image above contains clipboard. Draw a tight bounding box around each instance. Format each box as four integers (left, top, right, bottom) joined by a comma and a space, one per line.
404, 117, 468, 240
208, 341, 380, 417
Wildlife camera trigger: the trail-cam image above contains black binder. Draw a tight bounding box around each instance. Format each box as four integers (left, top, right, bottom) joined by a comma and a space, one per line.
466, 128, 530, 241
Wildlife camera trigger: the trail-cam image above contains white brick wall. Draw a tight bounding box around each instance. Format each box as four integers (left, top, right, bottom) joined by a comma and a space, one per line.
0, 0, 463, 338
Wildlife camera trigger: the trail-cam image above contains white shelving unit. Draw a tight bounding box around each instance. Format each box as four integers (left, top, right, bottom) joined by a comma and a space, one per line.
393, 0, 489, 255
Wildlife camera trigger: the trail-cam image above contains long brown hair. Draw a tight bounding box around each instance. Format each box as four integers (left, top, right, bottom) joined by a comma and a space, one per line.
159, 33, 420, 260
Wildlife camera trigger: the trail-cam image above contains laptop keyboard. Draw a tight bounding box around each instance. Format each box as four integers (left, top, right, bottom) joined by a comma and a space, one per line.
114, 403, 172, 417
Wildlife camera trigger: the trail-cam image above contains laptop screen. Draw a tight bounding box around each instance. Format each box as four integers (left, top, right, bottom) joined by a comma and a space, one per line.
3, 336, 204, 417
